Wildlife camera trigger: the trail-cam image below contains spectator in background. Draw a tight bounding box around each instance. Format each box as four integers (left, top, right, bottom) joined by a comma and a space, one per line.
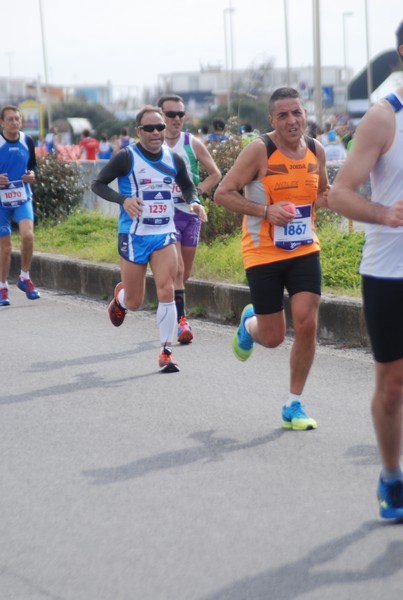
346, 128, 356, 152
317, 121, 332, 146
118, 127, 131, 150
208, 118, 228, 142
198, 124, 209, 144
98, 133, 114, 160
44, 127, 60, 155
241, 123, 258, 147
324, 129, 347, 161
79, 129, 99, 161
307, 121, 319, 139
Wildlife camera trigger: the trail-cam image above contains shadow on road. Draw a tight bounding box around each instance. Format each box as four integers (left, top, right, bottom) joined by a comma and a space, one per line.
200, 521, 403, 600
82, 428, 286, 485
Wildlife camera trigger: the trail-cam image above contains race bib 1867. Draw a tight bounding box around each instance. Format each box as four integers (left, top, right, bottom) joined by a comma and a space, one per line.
273, 204, 314, 251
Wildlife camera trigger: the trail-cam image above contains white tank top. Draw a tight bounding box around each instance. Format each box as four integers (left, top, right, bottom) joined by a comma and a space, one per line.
168, 132, 199, 214
360, 91, 403, 278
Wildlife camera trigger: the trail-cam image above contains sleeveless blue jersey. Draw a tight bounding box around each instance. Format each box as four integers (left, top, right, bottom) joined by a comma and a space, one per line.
0, 131, 36, 199
117, 144, 178, 235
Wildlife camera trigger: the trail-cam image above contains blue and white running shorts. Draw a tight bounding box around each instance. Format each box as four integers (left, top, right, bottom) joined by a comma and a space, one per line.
118, 232, 176, 264
0, 200, 34, 237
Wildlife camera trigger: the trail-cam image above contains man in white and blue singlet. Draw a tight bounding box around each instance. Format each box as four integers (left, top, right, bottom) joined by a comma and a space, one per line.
0, 105, 40, 306
329, 22, 403, 521
92, 106, 207, 373
158, 94, 221, 344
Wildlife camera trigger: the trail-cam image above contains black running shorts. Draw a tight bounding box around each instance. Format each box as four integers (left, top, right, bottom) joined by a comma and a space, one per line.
362, 275, 403, 363
245, 252, 321, 315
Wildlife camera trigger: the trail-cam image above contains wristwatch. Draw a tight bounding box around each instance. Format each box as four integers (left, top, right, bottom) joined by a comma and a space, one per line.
196, 187, 203, 197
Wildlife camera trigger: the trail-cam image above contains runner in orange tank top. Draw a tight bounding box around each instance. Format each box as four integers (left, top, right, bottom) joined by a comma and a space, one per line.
215, 87, 330, 431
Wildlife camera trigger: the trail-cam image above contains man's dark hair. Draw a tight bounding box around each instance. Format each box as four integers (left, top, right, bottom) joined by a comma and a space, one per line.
396, 21, 403, 62
243, 122, 253, 133
212, 118, 226, 131
157, 94, 184, 108
82, 129, 90, 137
0, 104, 20, 120
135, 105, 162, 127
268, 87, 300, 115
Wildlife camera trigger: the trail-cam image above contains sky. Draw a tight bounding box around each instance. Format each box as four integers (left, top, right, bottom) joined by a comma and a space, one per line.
1, 0, 402, 99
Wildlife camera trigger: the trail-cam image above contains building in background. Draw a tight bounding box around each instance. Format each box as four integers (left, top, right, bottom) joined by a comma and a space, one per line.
1, 51, 401, 129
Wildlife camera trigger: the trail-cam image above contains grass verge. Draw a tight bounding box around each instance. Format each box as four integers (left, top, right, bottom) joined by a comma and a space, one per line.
12, 210, 364, 296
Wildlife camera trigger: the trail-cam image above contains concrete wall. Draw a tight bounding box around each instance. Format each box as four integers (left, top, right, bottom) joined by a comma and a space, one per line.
80, 160, 119, 217
10, 250, 369, 349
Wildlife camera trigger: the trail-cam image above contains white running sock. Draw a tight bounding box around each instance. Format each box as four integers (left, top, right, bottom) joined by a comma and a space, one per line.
244, 317, 253, 334
381, 466, 403, 482
156, 301, 176, 345
287, 393, 301, 406
117, 288, 126, 308
20, 270, 29, 280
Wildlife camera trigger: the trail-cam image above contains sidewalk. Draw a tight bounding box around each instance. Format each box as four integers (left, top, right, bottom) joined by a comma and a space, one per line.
10, 250, 369, 348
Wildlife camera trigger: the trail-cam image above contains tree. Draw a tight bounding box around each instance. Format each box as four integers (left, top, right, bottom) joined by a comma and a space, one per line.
50, 101, 115, 131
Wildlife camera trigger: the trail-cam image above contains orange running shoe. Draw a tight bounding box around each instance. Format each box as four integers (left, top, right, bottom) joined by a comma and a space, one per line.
108, 282, 127, 327
177, 316, 193, 344
158, 346, 180, 373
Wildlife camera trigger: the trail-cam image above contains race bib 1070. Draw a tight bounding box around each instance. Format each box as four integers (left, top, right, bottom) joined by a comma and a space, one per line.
0, 180, 28, 208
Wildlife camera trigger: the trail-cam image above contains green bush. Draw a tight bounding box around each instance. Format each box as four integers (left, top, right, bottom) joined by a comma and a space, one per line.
200, 122, 244, 244
32, 154, 88, 224
319, 225, 364, 292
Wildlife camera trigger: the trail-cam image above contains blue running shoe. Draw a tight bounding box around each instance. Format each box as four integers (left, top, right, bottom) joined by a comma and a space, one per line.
232, 304, 255, 361
282, 401, 317, 430
17, 277, 40, 300
377, 477, 403, 520
0, 288, 10, 306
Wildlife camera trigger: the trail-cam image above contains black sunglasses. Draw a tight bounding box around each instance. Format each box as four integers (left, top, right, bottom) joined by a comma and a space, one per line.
163, 111, 185, 119
138, 123, 166, 132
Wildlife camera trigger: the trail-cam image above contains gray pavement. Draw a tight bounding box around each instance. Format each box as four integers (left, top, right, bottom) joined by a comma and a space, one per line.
1, 285, 403, 600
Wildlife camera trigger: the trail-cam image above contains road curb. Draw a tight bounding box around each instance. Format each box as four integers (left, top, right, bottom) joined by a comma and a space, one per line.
10, 250, 369, 348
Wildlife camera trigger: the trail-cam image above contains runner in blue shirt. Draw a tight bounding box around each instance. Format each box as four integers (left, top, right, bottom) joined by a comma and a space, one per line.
0, 105, 40, 306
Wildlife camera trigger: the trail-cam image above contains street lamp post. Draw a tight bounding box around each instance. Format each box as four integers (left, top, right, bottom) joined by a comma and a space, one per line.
284, 0, 291, 87
343, 11, 353, 111
224, 1, 235, 114
6, 52, 14, 100
38, 0, 52, 129
342, 12, 353, 82
364, 0, 373, 107
312, 0, 323, 127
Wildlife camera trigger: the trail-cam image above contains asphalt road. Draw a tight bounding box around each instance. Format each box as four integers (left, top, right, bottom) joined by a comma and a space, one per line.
1, 288, 403, 600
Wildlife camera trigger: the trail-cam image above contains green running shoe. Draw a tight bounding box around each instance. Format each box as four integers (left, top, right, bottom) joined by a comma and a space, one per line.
232, 304, 255, 361
282, 401, 317, 430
